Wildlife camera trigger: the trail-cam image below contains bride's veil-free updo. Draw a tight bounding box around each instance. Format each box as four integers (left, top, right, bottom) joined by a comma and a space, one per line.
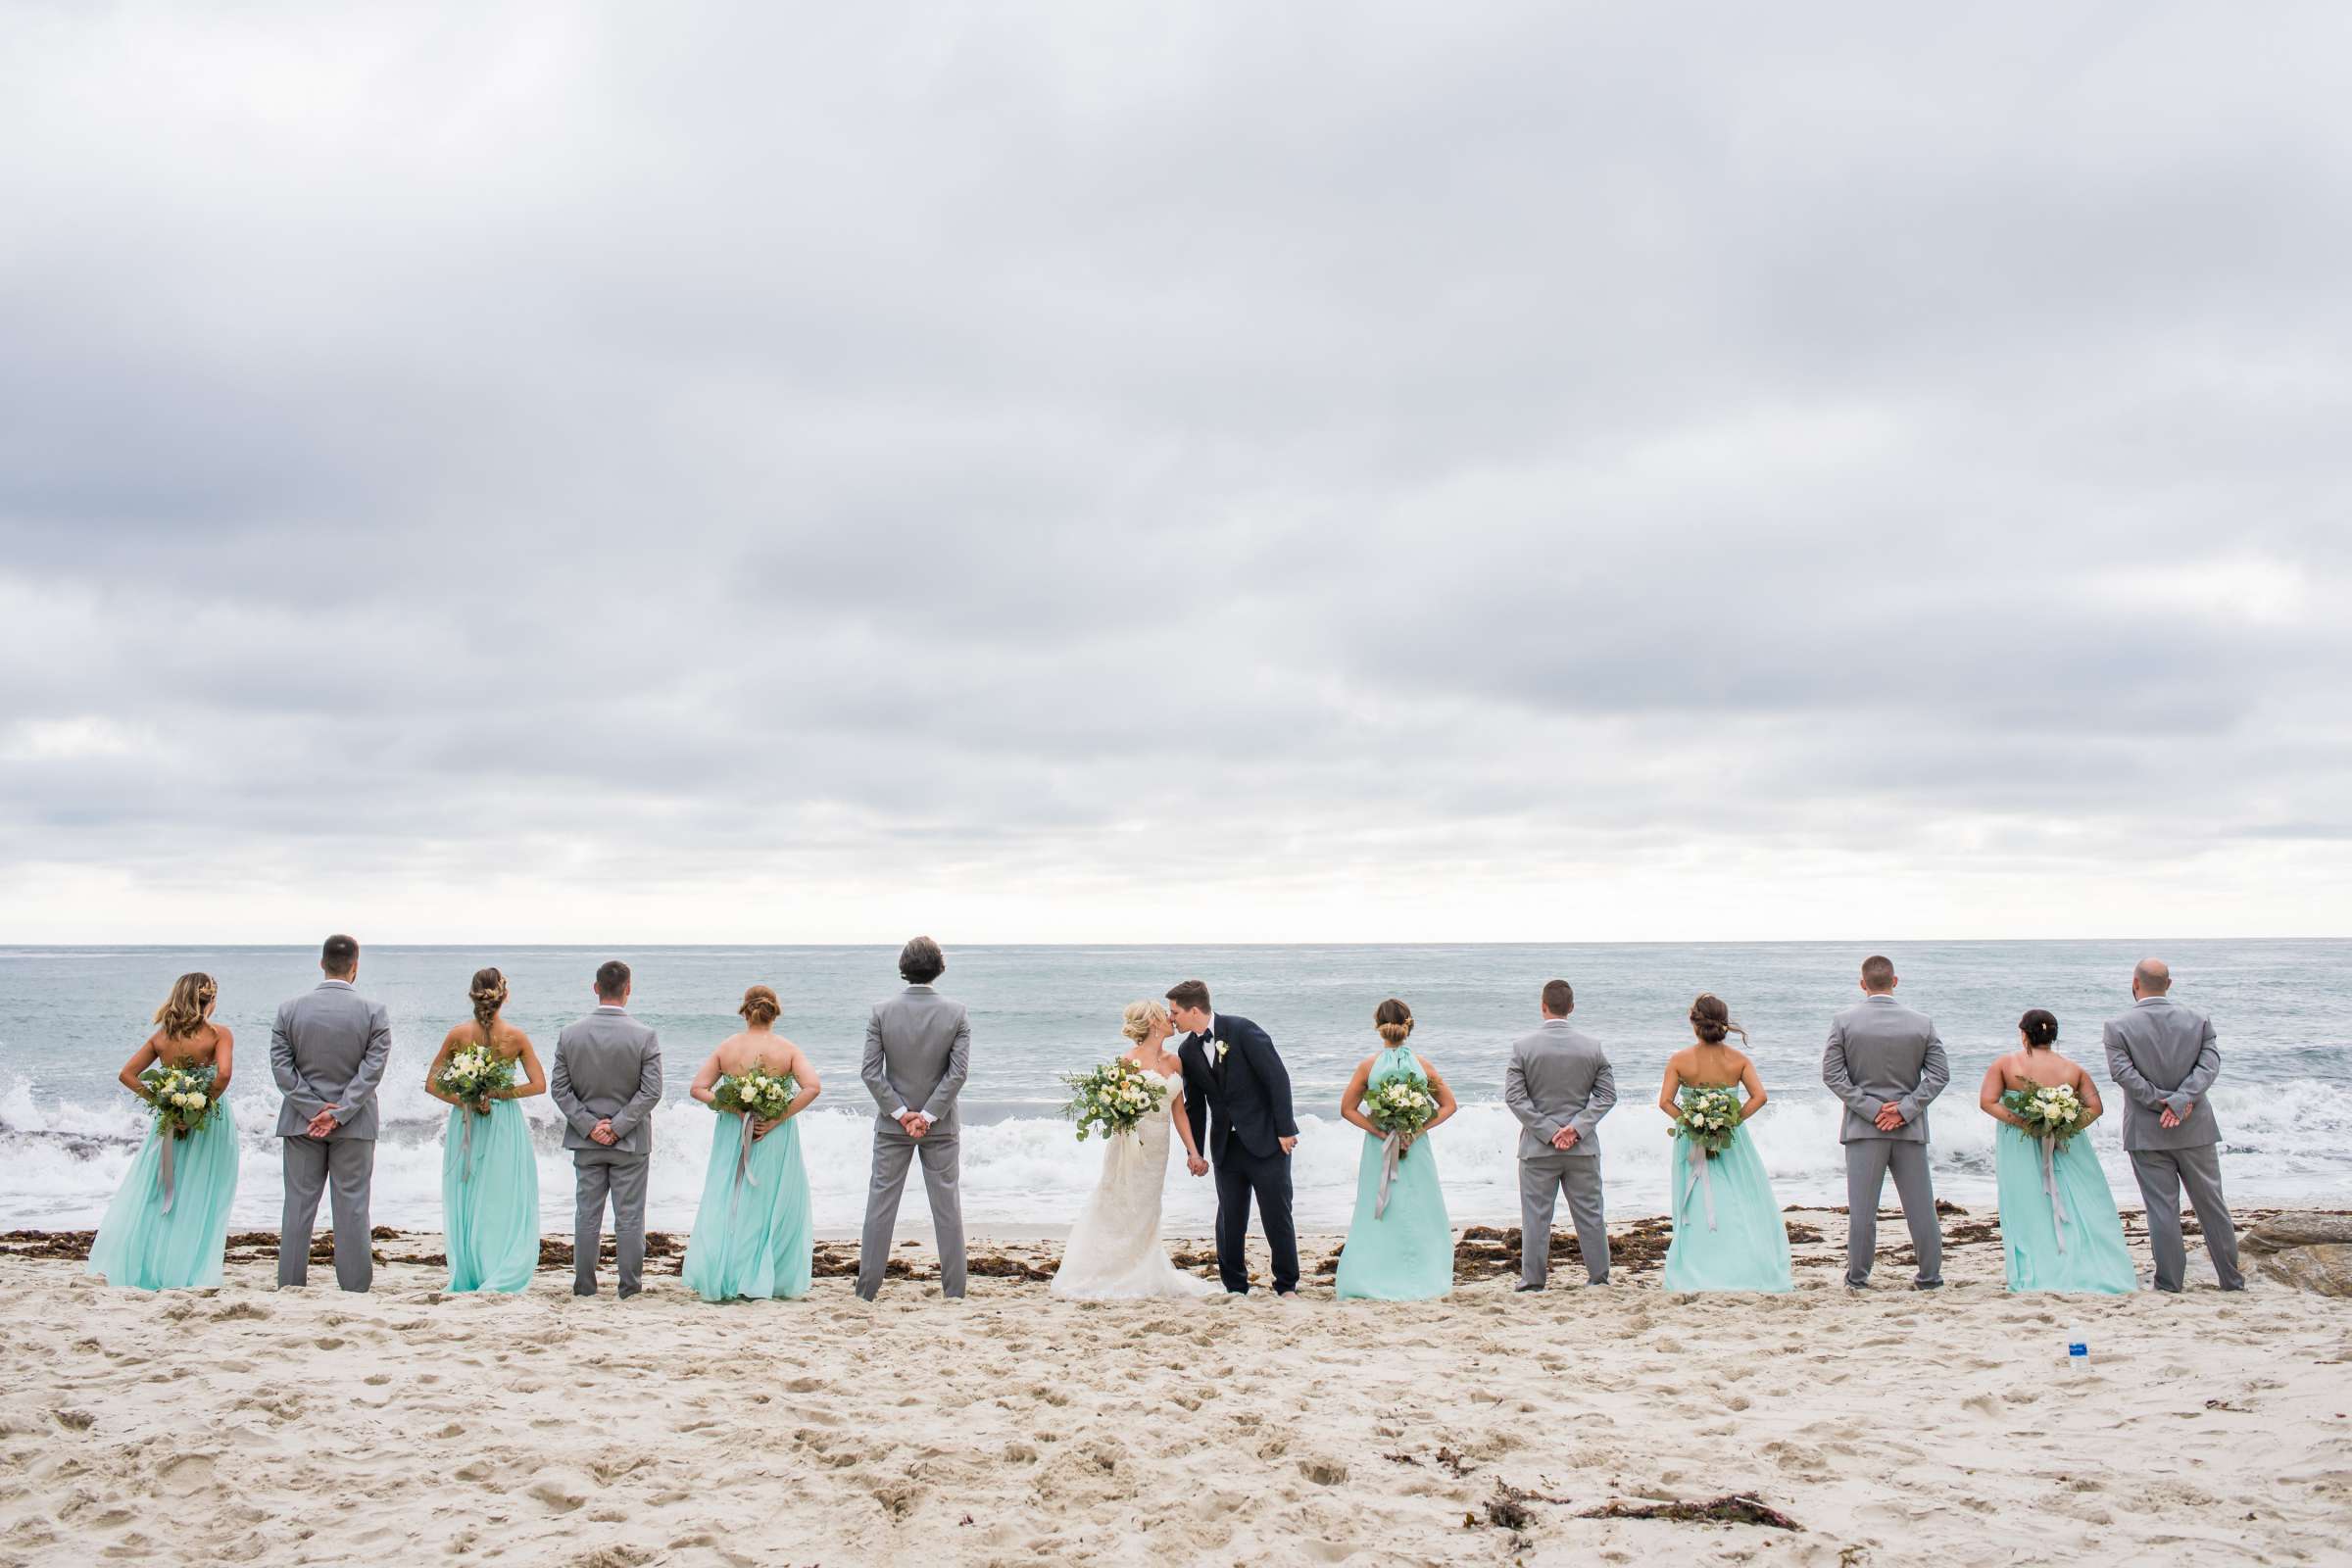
1121, 999, 1169, 1043
1374, 997, 1414, 1045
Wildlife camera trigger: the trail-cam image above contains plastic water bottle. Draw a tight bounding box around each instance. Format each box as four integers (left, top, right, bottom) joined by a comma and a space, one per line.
2066, 1333, 2089, 1372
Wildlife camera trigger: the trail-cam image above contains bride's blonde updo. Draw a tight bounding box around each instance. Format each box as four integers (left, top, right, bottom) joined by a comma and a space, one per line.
1374, 997, 1414, 1044
1121, 999, 1169, 1043
739, 985, 781, 1027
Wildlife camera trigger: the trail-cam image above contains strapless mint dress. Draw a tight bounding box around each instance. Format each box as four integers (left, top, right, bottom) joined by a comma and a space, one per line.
1661, 1119, 1792, 1293
683, 1110, 813, 1301
442, 1098, 540, 1293
87, 1096, 241, 1291
1994, 1125, 2136, 1294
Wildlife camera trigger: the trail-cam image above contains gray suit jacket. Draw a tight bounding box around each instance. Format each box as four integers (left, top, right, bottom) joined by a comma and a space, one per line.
1502, 1020, 1615, 1161
2103, 996, 2223, 1152
1823, 994, 1949, 1144
271, 979, 394, 1141
550, 1005, 663, 1155
861, 984, 972, 1130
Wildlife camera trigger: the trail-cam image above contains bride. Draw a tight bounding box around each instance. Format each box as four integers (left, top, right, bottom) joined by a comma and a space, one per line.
1051, 1000, 1217, 1299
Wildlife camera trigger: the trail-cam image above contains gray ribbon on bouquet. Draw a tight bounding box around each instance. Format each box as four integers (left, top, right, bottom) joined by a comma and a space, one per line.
1682, 1139, 1718, 1231
725, 1110, 760, 1227
460, 1104, 481, 1182
1375, 1132, 1408, 1218
2039, 1135, 2070, 1253
157, 1126, 178, 1215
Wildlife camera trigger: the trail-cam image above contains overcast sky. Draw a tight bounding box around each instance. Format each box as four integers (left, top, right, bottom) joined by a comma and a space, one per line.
4, 2, 2348, 944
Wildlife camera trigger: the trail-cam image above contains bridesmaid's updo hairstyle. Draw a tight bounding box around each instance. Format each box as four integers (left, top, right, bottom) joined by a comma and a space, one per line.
154, 972, 219, 1040
1121, 999, 1169, 1043
739, 985, 782, 1027
1690, 993, 1749, 1046
468, 967, 508, 1042
1374, 998, 1415, 1045
2020, 1008, 2059, 1049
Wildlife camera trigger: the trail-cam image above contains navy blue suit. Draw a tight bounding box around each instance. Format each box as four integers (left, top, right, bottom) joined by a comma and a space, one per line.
1179, 1012, 1300, 1294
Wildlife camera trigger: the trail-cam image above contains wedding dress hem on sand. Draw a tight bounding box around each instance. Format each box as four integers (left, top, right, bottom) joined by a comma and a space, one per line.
1052, 1067, 1216, 1300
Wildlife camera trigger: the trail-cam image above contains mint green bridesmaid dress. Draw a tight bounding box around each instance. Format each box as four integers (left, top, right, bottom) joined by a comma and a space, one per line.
683, 1105, 813, 1301
86, 1094, 241, 1291
1994, 1125, 2136, 1294
1336, 1047, 1453, 1300
442, 1098, 541, 1293
1661, 1109, 1792, 1293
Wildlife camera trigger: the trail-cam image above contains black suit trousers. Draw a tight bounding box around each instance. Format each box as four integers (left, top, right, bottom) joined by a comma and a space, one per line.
1212, 1141, 1298, 1295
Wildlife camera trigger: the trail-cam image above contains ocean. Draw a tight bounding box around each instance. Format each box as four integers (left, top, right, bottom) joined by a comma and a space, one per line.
3, 940, 2345, 1236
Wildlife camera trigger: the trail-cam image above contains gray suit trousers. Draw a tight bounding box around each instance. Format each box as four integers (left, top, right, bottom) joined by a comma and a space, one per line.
1519, 1152, 1607, 1286
573, 1148, 650, 1297
278, 1136, 375, 1292
2129, 1146, 2243, 1292
858, 1125, 965, 1299
1844, 1140, 1941, 1287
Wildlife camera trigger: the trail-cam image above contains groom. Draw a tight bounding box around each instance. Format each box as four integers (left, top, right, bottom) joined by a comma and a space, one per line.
550, 959, 662, 1298
1169, 980, 1299, 1297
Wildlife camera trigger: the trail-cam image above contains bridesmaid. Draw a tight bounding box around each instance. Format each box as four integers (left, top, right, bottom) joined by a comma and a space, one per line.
423, 967, 547, 1293
1657, 994, 1792, 1293
87, 973, 242, 1290
1980, 1009, 2136, 1294
1335, 999, 1457, 1300
682, 986, 821, 1302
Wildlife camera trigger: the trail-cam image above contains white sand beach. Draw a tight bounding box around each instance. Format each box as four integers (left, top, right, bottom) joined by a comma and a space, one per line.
2, 1209, 2348, 1567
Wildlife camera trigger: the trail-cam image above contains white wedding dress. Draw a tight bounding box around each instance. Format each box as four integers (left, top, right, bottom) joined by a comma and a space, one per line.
1051, 1065, 1217, 1299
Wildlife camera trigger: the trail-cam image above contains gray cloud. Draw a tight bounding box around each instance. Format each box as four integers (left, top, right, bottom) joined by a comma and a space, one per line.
4, 0, 2350, 940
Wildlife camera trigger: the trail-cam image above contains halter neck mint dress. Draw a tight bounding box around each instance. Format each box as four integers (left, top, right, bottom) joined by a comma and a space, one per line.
683, 1094, 813, 1302
1994, 1116, 2136, 1294
1336, 1046, 1452, 1300
1660, 1091, 1792, 1293
441, 1089, 541, 1293
86, 1069, 241, 1292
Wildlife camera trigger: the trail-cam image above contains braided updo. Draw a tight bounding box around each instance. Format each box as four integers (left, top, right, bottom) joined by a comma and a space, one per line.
468, 967, 508, 1044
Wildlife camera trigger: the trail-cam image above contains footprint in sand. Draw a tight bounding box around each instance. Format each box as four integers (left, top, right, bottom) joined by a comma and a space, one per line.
527, 1480, 586, 1513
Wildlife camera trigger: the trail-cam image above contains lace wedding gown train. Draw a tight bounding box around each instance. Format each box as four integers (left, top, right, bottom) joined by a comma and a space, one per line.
1052, 1067, 1216, 1299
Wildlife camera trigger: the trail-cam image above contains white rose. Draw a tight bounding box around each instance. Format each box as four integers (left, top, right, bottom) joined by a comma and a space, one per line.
186, 1094, 206, 1110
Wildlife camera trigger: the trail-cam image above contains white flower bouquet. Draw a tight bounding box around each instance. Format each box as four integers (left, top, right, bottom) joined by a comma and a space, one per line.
2001, 1079, 2086, 1149
1061, 1057, 1168, 1141
1364, 1077, 1438, 1154
1669, 1084, 1743, 1158
139, 1062, 219, 1139
437, 1044, 518, 1110
713, 1066, 797, 1122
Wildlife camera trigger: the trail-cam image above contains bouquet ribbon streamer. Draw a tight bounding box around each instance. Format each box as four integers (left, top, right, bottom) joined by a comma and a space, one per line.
726, 1109, 760, 1225
156, 1125, 177, 1215
1682, 1136, 1717, 1231
1375, 1132, 1406, 1218
2039, 1134, 2069, 1253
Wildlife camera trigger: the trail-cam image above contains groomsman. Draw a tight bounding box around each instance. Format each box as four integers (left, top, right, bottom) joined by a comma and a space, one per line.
271, 933, 393, 1292
1822, 955, 1950, 1290
2104, 958, 2243, 1292
858, 937, 973, 1301
1502, 979, 1615, 1290
551, 960, 662, 1298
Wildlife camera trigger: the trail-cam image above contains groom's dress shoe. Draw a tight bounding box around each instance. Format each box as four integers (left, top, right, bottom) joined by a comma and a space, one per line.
1512, 1281, 1544, 1293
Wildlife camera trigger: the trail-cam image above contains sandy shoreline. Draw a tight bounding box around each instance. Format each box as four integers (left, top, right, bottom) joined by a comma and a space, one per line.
2, 1208, 2348, 1567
